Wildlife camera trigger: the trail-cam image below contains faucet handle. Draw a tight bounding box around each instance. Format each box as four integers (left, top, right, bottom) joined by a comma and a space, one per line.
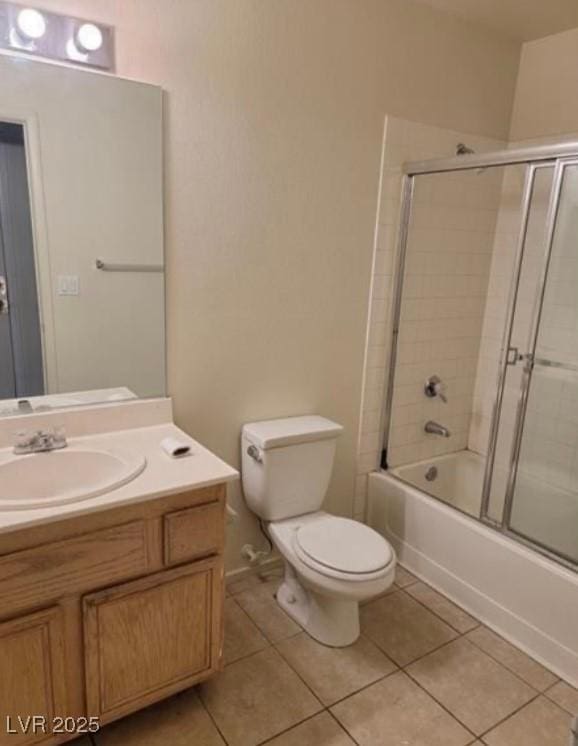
13, 426, 66, 451
14, 429, 32, 448
424, 375, 447, 403
13, 428, 43, 453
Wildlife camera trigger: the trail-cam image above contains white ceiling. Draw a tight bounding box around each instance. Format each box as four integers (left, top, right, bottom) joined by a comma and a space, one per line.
415, 0, 578, 41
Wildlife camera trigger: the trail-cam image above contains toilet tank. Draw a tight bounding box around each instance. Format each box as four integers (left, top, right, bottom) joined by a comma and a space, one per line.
241, 416, 343, 521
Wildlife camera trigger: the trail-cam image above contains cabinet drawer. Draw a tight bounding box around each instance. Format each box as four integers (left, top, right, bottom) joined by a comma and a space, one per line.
0, 521, 148, 618
163, 501, 223, 566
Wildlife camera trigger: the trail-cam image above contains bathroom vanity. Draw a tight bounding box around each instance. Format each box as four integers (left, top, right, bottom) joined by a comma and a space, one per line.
0, 399, 238, 745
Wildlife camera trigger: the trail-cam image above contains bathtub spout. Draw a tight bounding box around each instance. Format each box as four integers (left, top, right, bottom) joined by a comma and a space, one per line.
424, 420, 451, 438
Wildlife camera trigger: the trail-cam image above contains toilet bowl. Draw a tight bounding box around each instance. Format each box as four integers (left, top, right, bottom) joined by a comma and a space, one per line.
241, 415, 396, 647
269, 511, 395, 646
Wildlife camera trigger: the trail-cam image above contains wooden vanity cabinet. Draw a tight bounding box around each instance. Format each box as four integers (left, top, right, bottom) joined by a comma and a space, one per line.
83, 556, 222, 721
0, 484, 227, 745
0, 608, 67, 746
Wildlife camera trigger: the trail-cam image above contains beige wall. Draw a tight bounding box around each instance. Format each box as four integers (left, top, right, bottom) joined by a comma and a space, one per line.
12, 0, 521, 570
510, 27, 578, 140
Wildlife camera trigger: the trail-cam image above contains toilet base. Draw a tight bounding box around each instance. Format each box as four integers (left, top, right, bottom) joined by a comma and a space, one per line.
276, 563, 360, 647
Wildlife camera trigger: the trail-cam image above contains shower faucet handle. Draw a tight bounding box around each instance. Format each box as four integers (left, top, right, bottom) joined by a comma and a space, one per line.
424, 375, 447, 403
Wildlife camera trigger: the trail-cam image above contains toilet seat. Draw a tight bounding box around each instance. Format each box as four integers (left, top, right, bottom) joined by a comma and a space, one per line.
293, 515, 394, 581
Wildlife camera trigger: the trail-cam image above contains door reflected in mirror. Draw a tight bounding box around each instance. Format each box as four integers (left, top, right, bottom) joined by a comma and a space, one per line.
0, 56, 165, 416
0, 122, 43, 401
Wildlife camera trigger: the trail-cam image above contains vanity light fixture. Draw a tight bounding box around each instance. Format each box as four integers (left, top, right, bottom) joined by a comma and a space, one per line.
15, 7, 46, 41
75, 23, 103, 53
0, 2, 114, 70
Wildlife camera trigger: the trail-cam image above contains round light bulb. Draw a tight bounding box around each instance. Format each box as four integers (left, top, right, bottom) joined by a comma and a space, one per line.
75, 23, 103, 53
16, 8, 46, 40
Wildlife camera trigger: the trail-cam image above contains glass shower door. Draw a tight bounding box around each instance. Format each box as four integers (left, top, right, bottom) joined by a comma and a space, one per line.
504, 160, 578, 564
480, 163, 556, 524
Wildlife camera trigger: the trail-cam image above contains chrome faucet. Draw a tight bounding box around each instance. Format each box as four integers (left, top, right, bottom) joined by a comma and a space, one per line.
13, 427, 67, 455
424, 420, 451, 438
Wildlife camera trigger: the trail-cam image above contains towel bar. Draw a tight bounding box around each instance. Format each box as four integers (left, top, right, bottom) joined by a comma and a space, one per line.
95, 259, 164, 273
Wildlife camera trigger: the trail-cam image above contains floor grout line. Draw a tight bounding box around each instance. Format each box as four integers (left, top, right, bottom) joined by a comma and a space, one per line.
474, 689, 542, 741
255, 708, 360, 746
401, 581, 482, 635
364, 582, 478, 643
464, 629, 560, 692
255, 711, 323, 746
543, 686, 578, 717
460, 635, 548, 694
196, 689, 231, 746
324, 666, 401, 709
222, 595, 270, 667
402, 664, 478, 741
326, 708, 363, 746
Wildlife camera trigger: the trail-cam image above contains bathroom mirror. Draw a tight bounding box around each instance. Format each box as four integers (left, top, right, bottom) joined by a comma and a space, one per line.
0, 54, 164, 416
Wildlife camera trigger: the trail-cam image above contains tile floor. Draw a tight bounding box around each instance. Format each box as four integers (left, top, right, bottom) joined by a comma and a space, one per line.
84, 564, 577, 746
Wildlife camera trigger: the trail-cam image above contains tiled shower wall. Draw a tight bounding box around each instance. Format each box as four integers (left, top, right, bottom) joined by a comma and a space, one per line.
354, 117, 503, 520
387, 167, 504, 467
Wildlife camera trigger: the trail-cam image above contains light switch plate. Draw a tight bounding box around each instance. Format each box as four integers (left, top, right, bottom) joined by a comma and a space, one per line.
57, 275, 80, 295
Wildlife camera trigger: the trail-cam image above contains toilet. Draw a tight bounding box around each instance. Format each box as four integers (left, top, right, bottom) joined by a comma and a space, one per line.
241, 415, 396, 647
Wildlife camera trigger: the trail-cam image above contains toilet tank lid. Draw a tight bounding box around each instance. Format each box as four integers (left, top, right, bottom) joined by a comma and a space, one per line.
243, 416, 343, 450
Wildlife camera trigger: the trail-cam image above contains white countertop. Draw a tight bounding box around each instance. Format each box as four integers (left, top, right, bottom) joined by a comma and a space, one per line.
0, 422, 238, 535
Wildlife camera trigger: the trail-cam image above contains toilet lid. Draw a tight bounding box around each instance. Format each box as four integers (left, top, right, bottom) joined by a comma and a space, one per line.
296, 516, 393, 575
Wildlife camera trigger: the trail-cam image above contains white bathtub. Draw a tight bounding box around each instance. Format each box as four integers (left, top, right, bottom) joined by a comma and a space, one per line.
392, 450, 578, 561
392, 450, 485, 518
368, 454, 578, 687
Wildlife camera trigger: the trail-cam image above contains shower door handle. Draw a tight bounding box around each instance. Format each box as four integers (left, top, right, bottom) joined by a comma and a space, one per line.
506, 347, 522, 366
506, 347, 535, 370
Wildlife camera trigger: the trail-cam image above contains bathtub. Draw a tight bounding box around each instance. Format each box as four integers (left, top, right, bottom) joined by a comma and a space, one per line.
392, 450, 578, 561
368, 451, 578, 686
391, 450, 485, 519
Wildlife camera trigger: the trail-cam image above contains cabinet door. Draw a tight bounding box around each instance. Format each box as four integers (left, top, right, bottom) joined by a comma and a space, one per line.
83, 557, 223, 722
0, 607, 67, 746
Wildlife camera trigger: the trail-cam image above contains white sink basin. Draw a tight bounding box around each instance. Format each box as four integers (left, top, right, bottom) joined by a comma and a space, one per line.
0, 445, 146, 510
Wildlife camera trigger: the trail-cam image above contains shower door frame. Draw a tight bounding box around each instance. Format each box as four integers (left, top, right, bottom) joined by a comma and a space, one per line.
382, 140, 578, 571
